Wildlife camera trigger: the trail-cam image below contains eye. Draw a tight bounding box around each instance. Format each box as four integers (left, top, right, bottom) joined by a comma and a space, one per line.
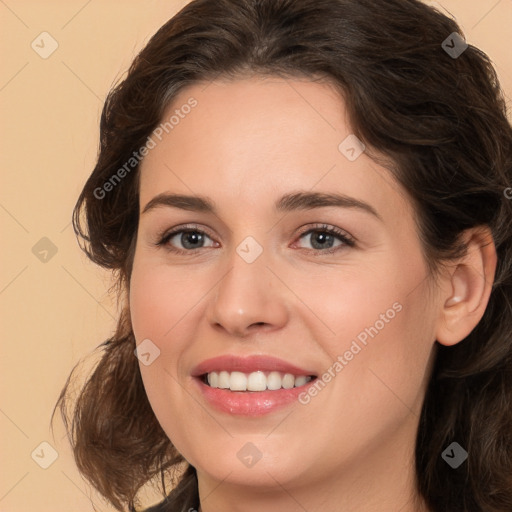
156, 224, 217, 254
294, 224, 355, 254
155, 223, 355, 255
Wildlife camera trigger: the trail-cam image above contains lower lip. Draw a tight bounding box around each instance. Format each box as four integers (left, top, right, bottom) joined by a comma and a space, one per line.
194, 377, 316, 416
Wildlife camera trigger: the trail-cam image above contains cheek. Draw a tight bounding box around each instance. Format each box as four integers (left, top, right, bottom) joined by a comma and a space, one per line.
129, 274, 169, 342
329, 286, 434, 415
291, 258, 407, 347
128, 256, 207, 445
129, 263, 195, 456
296, 294, 436, 471
303, 249, 436, 410
129, 256, 204, 342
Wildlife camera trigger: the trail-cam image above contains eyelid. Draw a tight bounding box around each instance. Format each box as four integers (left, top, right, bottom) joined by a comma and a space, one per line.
295, 223, 355, 244
155, 223, 216, 249
155, 222, 355, 254
292, 223, 355, 254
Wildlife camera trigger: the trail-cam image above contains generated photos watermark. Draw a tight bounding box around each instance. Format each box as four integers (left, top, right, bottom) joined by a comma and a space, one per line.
93, 97, 198, 200
298, 301, 403, 405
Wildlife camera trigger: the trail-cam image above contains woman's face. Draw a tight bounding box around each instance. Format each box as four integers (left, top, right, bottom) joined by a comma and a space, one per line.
130, 77, 441, 498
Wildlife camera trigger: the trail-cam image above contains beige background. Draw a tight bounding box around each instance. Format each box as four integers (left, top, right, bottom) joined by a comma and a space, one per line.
1, 1, 511, 510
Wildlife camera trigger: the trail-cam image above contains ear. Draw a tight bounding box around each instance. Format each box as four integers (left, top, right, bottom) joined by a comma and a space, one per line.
435, 226, 497, 347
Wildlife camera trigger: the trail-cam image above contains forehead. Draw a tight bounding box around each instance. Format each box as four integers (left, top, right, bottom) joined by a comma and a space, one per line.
138, 77, 411, 221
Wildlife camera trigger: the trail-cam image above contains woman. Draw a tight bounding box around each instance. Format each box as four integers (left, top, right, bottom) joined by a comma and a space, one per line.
56, 0, 512, 511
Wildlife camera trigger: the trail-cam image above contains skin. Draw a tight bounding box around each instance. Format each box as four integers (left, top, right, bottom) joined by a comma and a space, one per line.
129, 76, 496, 512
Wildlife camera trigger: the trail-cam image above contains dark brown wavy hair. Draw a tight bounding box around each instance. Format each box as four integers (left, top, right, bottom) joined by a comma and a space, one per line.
54, 0, 512, 510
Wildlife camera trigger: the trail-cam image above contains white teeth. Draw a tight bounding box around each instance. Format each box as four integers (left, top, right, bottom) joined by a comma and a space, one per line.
294, 375, 308, 387
205, 371, 313, 391
282, 373, 295, 389
247, 371, 267, 391
267, 371, 282, 390
207, 371, 218, 388
229, 371, 247, 391
218, 371, 230, 389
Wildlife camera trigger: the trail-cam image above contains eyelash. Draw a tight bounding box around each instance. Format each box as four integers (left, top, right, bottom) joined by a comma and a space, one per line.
155, 223, 355, 256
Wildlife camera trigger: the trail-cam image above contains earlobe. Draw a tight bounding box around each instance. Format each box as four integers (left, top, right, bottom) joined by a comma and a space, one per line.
436, 227, 497, 347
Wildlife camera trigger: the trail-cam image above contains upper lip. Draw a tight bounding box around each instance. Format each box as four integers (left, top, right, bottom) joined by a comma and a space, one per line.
191, 355, 317, 377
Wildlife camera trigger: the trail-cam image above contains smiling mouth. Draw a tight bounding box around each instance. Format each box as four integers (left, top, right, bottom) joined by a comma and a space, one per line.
201, 370, 317, 392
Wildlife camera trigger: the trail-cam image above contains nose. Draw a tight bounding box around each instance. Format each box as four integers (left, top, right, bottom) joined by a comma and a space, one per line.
205, 249, 290, 338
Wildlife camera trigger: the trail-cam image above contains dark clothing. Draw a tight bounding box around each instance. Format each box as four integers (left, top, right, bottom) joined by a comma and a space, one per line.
143, 496, 173, 511
144, 496, 198, 512
143, 469, 200, 512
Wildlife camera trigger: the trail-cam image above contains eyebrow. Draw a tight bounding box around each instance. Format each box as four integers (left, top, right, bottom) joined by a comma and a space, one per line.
141, 191, 382, 221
